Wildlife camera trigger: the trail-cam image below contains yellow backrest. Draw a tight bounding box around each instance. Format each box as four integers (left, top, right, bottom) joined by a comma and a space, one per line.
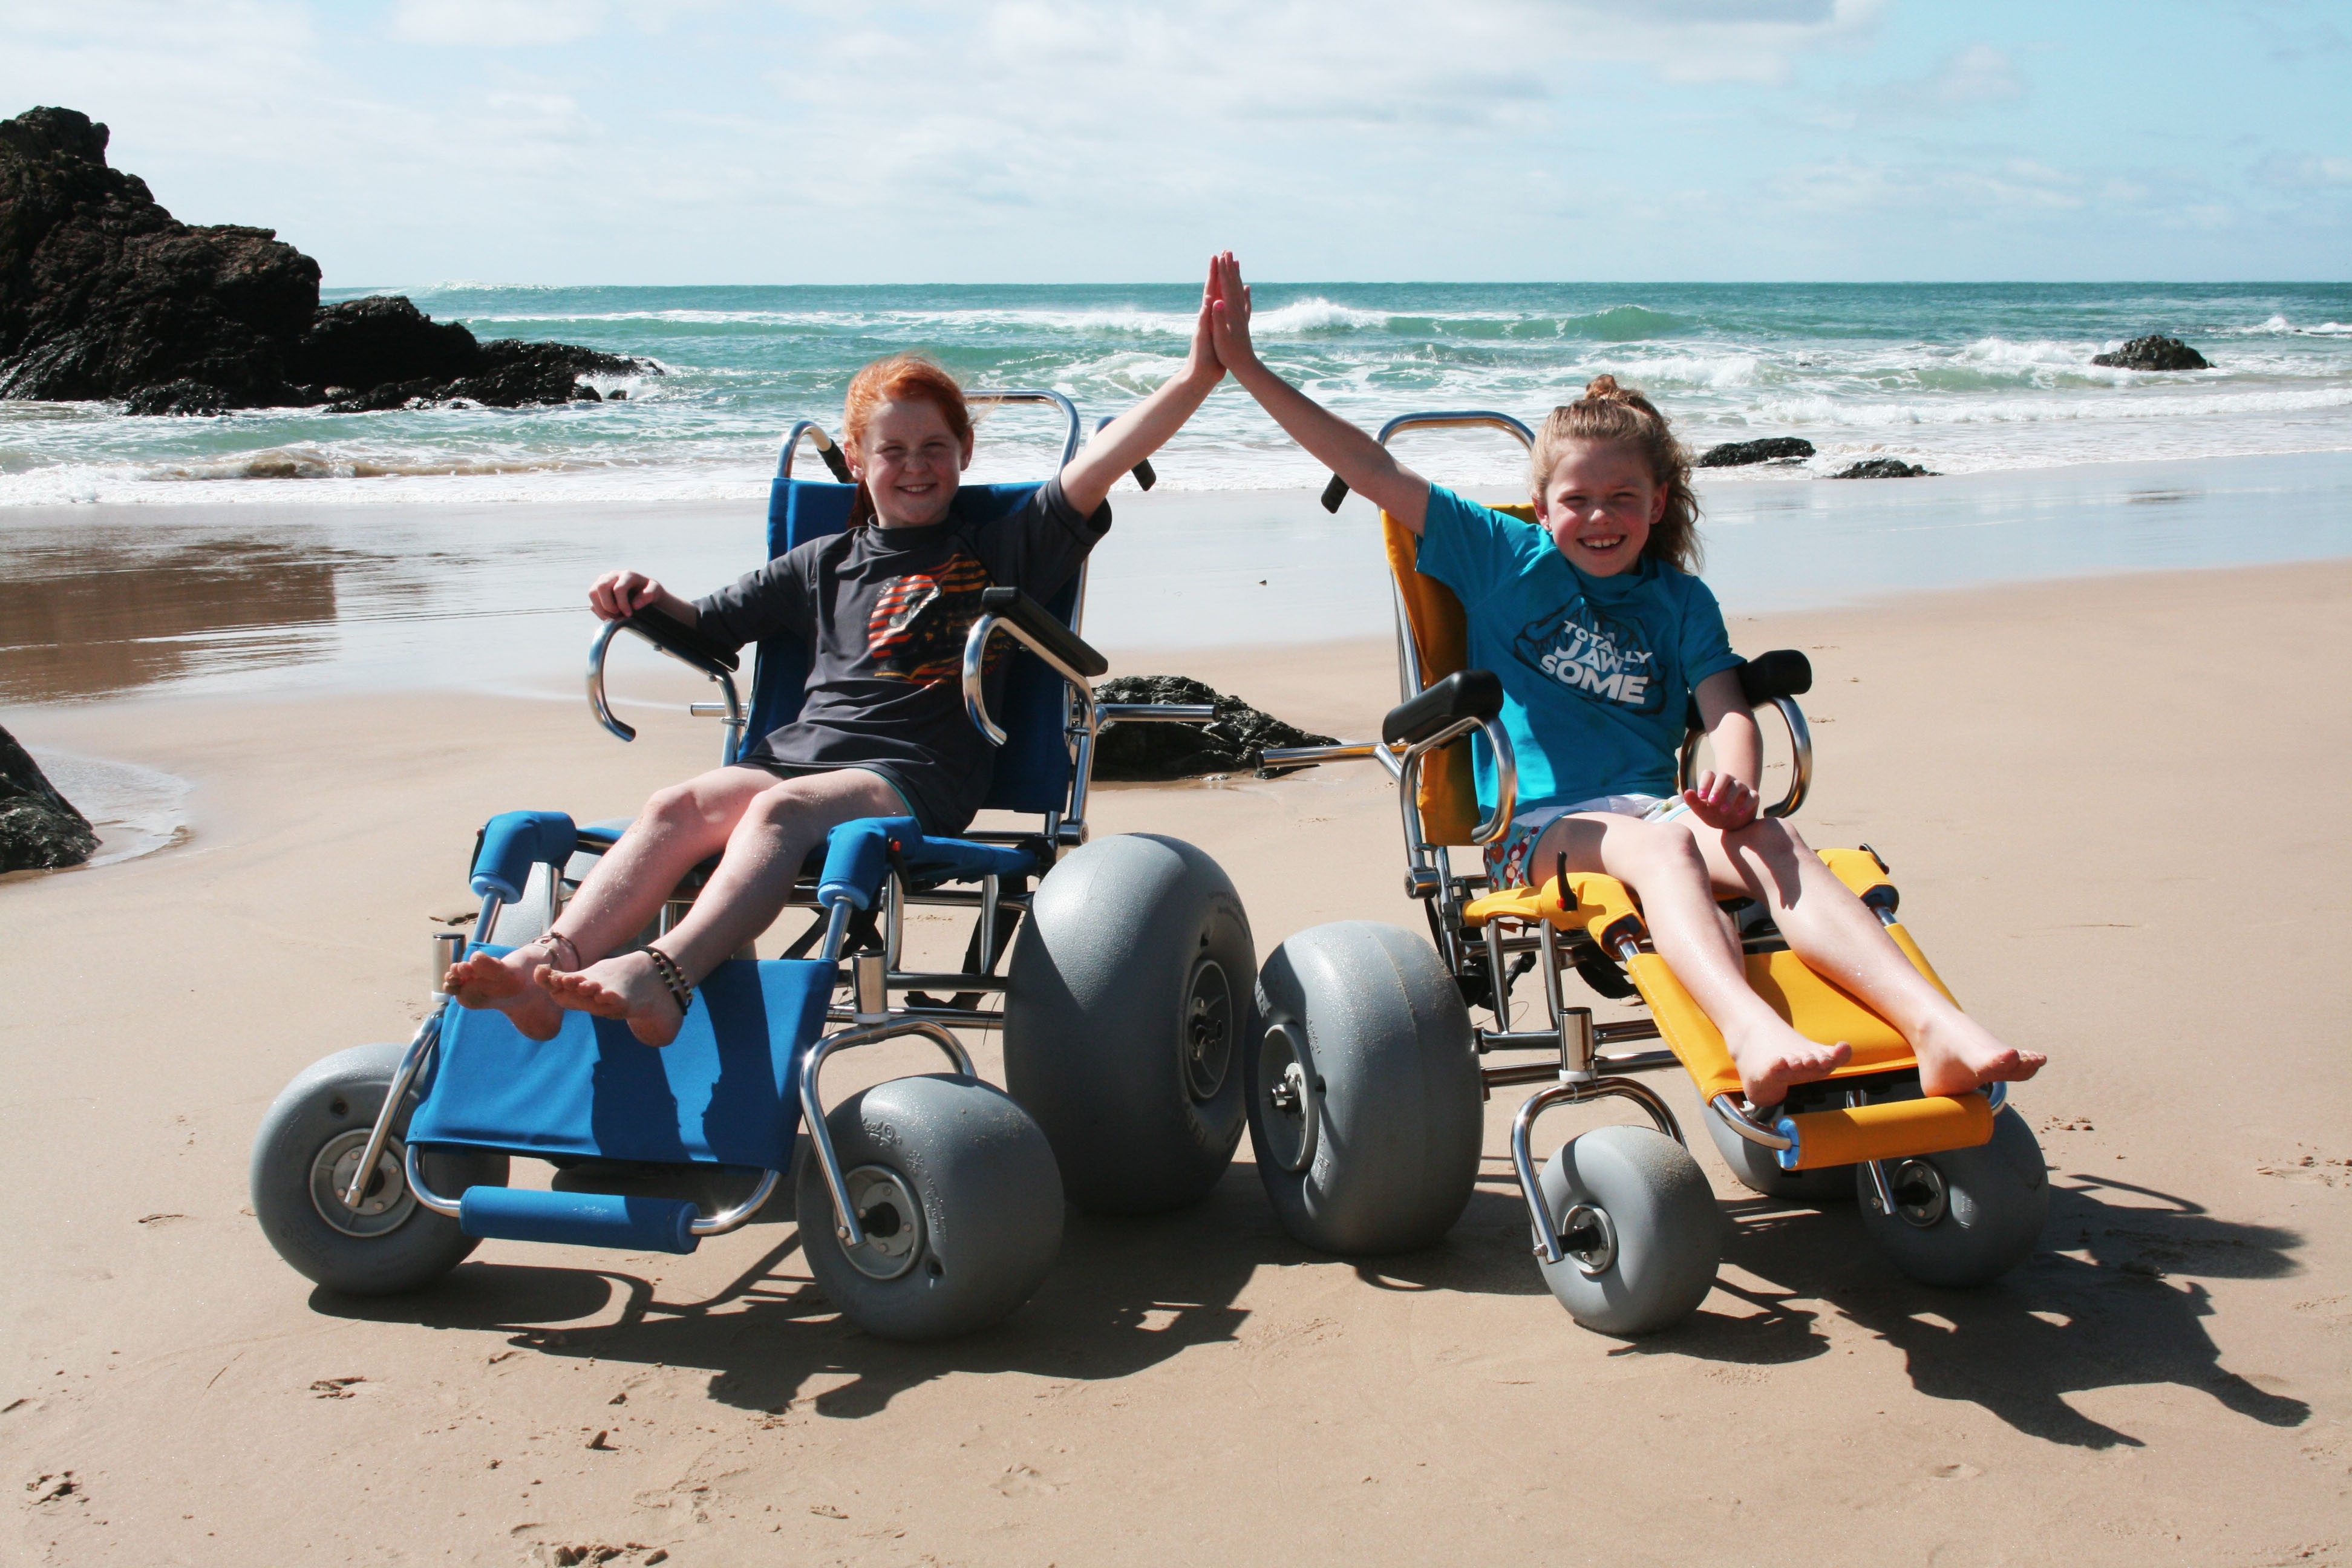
1382, 503, 1539, 848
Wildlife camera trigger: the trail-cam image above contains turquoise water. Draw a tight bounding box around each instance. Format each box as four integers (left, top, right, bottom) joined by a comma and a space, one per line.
1, 282, 2348, 505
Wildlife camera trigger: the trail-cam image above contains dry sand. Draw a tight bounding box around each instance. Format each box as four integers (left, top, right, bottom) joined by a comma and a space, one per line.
4, 559, 2349, 1566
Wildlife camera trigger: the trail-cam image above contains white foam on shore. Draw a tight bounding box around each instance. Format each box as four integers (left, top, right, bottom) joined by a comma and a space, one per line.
16, 751, 192, 872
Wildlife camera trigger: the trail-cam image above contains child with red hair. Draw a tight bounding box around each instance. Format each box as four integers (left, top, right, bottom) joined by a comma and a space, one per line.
446, 269, 1226, 1046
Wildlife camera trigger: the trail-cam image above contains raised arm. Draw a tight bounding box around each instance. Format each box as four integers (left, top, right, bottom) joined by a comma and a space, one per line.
1207, 252, 1433, 532
1056, 258, 1226, 517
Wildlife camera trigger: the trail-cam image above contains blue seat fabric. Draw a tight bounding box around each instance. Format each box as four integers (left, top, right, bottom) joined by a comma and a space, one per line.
752, 477, 1082, 816
409, 955, 834, 1169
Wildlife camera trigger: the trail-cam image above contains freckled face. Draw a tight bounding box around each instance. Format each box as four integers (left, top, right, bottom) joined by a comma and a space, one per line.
1533, 438, 1666, 577
849, 398, 972, 528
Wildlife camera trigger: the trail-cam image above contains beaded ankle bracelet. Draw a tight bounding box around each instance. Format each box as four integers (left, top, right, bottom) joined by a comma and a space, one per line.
645, 946, 694, 1017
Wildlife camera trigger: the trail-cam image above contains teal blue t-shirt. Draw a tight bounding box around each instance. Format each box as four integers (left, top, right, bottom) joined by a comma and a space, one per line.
1414, 486, 1744, 812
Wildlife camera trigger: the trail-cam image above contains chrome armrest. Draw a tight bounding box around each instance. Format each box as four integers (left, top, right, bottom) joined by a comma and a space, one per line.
588, 618, 745, 761
960, 612, 1100, 748
1677, 693, 1811, 819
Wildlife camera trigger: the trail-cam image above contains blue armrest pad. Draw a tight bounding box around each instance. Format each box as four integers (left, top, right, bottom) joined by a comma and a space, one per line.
410, 955, 834, 1169
471, 811, 580, 903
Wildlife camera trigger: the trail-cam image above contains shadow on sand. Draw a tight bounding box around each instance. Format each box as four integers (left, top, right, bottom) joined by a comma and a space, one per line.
1609, 1166, 2310, 1448
315, 1157, 1310, 1419
314, 1151, 2308, 1448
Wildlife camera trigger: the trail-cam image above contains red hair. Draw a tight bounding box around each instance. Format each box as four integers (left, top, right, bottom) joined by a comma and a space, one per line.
841, 354, 972, 528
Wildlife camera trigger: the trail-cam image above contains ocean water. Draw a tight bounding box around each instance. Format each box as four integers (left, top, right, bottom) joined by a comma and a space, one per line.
2, 282, 2348, 506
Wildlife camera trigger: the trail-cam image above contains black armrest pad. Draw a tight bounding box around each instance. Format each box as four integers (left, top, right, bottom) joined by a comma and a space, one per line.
622, 606, 739, 673
1683, 648, 1813, 731
1382, 669, 1503, 746
1739, 648, 1812, 703
979, 586, 1108, 678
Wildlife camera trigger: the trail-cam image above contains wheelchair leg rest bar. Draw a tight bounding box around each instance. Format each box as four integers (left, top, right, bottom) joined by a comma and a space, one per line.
459, 1187, 701, 1254
1773, 1093, 1994, 1172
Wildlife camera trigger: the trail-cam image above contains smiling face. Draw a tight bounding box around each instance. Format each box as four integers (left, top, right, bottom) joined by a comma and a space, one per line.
1532, 437, 1667, 577
848, 397, 972, 528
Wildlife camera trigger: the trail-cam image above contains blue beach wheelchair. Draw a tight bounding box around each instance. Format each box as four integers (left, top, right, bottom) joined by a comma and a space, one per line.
249, 393, 1255, 1341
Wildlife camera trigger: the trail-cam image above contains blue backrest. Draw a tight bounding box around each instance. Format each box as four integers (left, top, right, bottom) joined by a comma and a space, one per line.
745, 476, 1082, 818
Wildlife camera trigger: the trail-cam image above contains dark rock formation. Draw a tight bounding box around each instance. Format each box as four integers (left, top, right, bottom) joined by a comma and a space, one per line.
1831, 458, 1933, 479
0, 106, 650, 414
0, 724, 97, 872
1091, 676, 1338, 781
0, 107, 318, 408
2091, 335, 2210, 371
1697, 437, 1814, 468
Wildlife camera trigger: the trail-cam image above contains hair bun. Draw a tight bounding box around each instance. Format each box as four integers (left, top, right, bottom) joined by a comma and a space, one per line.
1583, 373, 1625, 401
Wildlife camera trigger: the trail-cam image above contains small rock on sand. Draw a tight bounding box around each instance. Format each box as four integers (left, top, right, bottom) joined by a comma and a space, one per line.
0, 724, 97, 872
1831, 458, 1934, 479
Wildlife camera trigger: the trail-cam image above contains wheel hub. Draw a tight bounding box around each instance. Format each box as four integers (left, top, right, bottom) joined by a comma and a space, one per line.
1889, 1159, 1949, 1228
840, 1165, 923, 1281
1256, 1022, 1317, 1174
1181, 959, 1234, 1103
1560, 1202, 1618, 1276
310, 1129, 418, 1238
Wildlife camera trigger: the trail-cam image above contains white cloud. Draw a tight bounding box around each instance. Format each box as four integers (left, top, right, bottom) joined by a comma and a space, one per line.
1929, 43, 2022, 107
391, 0, 608, 48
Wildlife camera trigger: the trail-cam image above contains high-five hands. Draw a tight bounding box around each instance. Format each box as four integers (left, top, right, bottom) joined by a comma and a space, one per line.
1681, 769, 1759, 831
1207, 252, 1258, 374
1186, 256, 1224, 381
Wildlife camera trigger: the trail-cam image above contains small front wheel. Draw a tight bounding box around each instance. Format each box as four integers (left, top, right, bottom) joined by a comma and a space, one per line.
1535, 1125, 1720, 1336
1856, 1106, 2048, 1287
795, 1074, 1063, 1342
250, 1042, 509, 1295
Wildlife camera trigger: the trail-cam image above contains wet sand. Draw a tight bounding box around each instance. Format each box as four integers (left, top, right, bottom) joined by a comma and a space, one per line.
3, 555, 2348, 1566
5, 449, 2350, 707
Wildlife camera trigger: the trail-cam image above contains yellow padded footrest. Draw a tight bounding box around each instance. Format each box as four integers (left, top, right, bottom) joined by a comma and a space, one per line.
1774, 1094, 1993, 1172
1624, 950, 1929, 1101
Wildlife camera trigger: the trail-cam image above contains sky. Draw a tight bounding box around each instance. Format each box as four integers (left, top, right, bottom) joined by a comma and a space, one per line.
2, 0, 2347, 286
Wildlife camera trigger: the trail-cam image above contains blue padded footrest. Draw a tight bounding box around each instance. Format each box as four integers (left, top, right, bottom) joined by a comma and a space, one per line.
410, 955, 834, 1169
460, 1187, 701, 1254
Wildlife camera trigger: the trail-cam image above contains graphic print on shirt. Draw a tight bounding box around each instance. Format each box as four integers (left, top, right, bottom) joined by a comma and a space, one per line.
1512, 602, 1665, 715
864, 550, 1002, 685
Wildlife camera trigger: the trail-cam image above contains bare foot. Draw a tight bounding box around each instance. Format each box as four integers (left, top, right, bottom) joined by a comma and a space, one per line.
542, 952, 687, 1047
1723, 1017, 1852, 1108
443, 949, 564, 1041
1913, 1010, 2045, 1098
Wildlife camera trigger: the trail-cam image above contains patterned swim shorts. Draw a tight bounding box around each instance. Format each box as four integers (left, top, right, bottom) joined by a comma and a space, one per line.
1482, 793, 1693, 890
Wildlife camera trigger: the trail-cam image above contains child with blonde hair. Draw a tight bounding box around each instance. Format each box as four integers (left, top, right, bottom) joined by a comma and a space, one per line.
1206, 253, 2040, 1106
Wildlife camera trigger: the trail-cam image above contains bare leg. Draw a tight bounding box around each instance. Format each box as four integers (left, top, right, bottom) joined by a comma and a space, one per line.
542, 768, 904, 1045
443, 765, 786, 1040
1531, 812, 1851, 1105
1690, 817, 2045, 1097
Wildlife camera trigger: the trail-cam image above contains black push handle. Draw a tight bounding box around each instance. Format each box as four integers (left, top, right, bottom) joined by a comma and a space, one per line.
620, 605, 740, 673
979, 587, 1108, 678
819, 443, 853, 484
1087, 416, 1157, 492
1320, 472, 1350, 513
1382, 668, 1503, 747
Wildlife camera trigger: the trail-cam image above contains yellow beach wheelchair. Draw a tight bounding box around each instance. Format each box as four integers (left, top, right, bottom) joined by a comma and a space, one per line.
1248, 412, 2048, 1336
